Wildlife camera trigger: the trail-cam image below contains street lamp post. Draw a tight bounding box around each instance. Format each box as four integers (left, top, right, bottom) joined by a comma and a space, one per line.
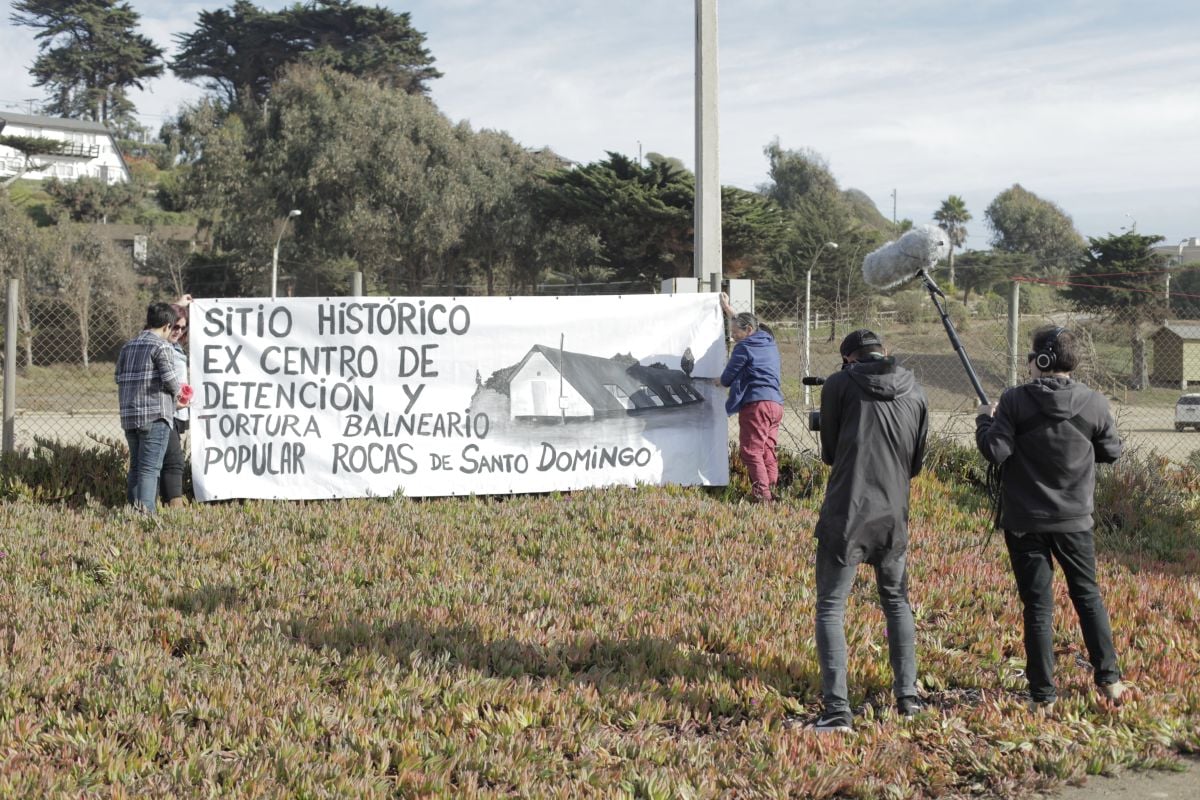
271, 209, 302, 301
1168, 238, 1188, 308
803, 241, 838, 405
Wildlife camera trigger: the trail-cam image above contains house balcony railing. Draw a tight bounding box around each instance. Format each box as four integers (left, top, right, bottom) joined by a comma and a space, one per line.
55, 142, 101, 159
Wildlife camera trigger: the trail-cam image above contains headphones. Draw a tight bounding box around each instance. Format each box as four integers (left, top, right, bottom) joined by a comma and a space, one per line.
1033, 327, 1066, 371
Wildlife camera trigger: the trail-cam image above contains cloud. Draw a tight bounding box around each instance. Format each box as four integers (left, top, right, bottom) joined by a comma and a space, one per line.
2, 0, 1197, 245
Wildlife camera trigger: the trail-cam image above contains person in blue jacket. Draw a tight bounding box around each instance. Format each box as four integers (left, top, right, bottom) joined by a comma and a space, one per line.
718, 293, 784, 502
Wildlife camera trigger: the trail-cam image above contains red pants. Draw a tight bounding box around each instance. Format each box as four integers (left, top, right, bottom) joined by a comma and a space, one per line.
738, 400, 783, 500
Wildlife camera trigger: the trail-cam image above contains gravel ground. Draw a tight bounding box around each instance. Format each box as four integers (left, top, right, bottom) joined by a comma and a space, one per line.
1043, 757, 1200, 800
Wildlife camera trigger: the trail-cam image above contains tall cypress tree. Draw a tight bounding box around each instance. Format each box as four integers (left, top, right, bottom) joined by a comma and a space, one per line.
171, 0, 441, 111
11, 0, 164, 123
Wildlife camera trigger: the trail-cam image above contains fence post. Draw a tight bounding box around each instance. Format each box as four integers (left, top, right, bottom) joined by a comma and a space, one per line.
352, 272, 363, 298
1007, 280, 1020, 388
3, 278, 17, 453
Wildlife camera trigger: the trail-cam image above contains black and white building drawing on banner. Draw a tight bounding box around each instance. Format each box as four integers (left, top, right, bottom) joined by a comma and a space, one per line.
493, 342, 702, 422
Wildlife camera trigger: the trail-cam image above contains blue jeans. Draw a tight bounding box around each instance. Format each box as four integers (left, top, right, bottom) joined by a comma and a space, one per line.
815, 542, 917, 713
125, 419, 172, 514
1004, 530, 1121, 703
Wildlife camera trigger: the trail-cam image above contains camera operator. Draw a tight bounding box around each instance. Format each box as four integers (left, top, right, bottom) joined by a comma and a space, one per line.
975, 325, 1128, 711
806, 329, 928, 732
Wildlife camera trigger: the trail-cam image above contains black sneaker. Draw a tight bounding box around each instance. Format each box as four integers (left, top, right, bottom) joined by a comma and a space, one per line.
811, 710, 853, 733
897, 696, 924, 717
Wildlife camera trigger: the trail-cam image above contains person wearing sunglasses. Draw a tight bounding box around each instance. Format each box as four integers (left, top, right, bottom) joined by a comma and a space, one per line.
159, 301, 193, 508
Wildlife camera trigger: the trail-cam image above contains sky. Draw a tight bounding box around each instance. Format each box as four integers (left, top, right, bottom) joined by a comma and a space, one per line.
2, 0, 1198, 251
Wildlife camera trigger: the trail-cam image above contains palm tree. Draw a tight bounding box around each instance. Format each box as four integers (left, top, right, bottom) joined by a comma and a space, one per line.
933, 195, 971, 285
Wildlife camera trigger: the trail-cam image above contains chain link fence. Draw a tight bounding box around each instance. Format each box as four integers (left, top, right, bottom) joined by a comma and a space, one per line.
4, 279, 1199, 465
734, 287, 1200, 467
2, 278, 134, 452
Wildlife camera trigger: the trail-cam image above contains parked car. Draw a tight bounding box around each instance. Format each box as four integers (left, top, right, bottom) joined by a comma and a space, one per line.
1175, 394, 1200, 431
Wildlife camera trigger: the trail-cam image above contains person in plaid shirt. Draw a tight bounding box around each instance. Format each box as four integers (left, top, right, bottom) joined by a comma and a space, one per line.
115, 302, 184, 514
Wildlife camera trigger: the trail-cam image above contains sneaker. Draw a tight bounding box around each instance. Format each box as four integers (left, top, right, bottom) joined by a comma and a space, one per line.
1027, 698, 1056, 714
1098, 681, 1131, 705
810, 710, 853, 733
896, 696, 924, 717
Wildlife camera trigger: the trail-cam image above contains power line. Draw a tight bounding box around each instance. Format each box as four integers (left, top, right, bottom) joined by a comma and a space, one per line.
1016, 276, 1200, 300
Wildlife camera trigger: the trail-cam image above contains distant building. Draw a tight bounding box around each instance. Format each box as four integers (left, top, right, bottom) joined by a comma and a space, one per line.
1154, 238, 1200, 265
0, 112, 131, 185
89, 223, 207, 264
1151, 321, 1200, 389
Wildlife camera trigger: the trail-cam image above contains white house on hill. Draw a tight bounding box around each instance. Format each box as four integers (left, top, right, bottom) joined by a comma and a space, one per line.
0, 112, 131, 185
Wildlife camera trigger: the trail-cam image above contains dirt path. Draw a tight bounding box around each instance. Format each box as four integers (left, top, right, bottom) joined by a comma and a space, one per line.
1043, 758, 1200, 799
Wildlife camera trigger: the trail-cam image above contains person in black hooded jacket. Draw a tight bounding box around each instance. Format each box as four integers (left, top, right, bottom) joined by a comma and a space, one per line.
807, 329, 928, 732
976, 325, 1128, 710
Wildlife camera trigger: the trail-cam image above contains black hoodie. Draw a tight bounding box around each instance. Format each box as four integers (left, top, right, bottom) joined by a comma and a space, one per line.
816, 357, 928, 565
975, 377, 1122, 533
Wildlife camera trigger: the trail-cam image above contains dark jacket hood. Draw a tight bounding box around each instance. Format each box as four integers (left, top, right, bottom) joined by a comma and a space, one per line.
1026, 376, 1092, 420
846, 356, 915, 401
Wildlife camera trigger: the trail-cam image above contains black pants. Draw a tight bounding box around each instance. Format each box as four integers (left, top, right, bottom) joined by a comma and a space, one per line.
1004, 529, 1121, 703
159, 419, 187, 502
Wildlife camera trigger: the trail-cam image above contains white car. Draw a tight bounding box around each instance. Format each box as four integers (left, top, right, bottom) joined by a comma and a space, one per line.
1176, 394, 1200, 432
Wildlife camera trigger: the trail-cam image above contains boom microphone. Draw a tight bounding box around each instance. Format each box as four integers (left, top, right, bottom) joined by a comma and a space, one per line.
862, 224, 950, 289
860, 223, 990, 405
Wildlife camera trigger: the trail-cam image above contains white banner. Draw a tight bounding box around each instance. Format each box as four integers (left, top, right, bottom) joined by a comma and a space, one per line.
188, 294, 729, 500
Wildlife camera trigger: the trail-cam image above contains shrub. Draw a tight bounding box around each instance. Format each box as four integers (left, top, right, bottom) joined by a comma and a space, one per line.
943, 295, 970, 332
980, 291, 1009, 318
722, 444, 826, 502
922, 433, 987, 488
919, 435, 1199, 566
1018, 284, 1057, 315
1093, 444, 1200, 563
894, 290, 935, 324
0, 436, 128, 506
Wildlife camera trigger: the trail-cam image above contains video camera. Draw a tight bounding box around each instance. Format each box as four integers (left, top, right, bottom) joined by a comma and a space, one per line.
802, 376, 824, 431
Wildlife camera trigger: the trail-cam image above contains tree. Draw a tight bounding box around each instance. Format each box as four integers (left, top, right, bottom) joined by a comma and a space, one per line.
0, 135, 65, 187
1062, 231, 1169, 389
933, 194, 971, 285
536, 153, 694, 288
171, 0, 440, 110
140, 233, 194, 299
43, 224, 138, 367
954, 250, 1033, 304
533, 151, 785, 289
451, 129, 561, 296
756, 141, 888, 308
43, 225, 138, 368
175, 65, 481, 296
43, 176, 142, 223
984, 184, 1085, 274
517, 221, 606, 293
10, 0, 164, 123
720, 185, 786, 277
0, 196, 50, 368
1169, 264, 1200, 320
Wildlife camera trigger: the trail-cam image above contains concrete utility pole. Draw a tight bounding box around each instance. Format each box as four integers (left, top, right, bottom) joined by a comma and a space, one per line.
803, 243, 838, 404
271, 209, 301, 301
694, 0, 721, 289
3, 280, 17, 453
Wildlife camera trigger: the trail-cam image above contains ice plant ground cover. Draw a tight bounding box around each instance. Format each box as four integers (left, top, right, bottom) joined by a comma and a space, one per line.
0, 474, 1198, 798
